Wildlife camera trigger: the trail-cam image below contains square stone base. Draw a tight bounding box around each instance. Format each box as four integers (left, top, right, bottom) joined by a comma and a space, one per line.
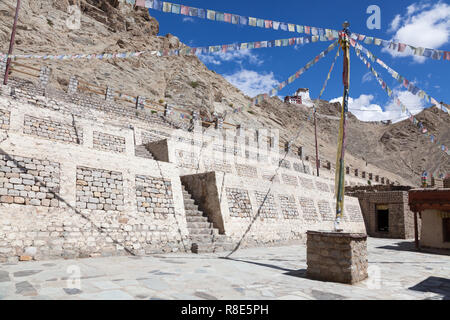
306, 230, 368, 284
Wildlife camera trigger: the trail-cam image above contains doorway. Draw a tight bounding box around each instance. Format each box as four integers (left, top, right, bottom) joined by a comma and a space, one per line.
376, 205, 389, 232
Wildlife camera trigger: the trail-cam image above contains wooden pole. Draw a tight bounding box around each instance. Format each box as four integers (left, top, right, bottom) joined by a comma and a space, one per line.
335, 21, 350, 230
3, 0, 21, 85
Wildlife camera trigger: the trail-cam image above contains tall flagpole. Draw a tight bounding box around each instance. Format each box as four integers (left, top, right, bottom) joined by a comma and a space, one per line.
334, 21, 350, 231
3, 0, 21, 85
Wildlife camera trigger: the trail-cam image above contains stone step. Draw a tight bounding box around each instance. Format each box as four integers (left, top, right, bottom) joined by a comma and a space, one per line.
186, 221, 213, 229
135, 145, 155, 159
191, 241, 235, 254
183, 198, 195, 205
190, 234, 215, 243
184, 203, 199, 211
189, 228, 219, 235
186, 215, 209, 223
185, 209, 204, 217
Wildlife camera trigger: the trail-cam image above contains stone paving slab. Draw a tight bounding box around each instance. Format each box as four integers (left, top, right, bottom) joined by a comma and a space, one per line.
0, 238, 449, 300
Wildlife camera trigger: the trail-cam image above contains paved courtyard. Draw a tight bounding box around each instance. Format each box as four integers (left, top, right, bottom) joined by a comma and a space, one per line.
0, 238, 449, 300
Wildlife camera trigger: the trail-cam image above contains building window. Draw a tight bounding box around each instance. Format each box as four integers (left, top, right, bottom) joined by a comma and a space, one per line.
376, 204, 389, 232
443, 218, 450, 243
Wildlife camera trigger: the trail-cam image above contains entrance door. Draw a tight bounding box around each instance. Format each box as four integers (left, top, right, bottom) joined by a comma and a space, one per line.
376, 205, 389, 232
443, 218, 450, 243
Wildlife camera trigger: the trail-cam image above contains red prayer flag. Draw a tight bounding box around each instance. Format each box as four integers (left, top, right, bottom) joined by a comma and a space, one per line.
305, 26, 310, 34
265, 20, 273, 28
398, 43, 406, 52
444, 51, 450, 60
224, 13, 232, 23
181, 5, 189, 15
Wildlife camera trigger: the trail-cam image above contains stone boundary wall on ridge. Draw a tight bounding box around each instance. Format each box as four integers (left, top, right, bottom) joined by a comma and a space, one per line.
2, 77, 393, 188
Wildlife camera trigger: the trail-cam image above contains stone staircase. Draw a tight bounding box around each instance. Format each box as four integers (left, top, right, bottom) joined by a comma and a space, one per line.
182, 184, 233, 253
135, 145, 155, 159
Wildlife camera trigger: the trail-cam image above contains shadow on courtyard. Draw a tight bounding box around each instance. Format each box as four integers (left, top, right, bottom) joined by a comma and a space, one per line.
409, 276, 450, 300
377, 241, 450, 256
220, 257, 308, 279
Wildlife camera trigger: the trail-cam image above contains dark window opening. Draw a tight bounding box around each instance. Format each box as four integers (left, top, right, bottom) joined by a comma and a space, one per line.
377, 205, 389, 232
443, 218, 450, 243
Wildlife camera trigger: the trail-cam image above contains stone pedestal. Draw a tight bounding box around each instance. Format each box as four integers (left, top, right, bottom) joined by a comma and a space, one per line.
306, 231, 368, 284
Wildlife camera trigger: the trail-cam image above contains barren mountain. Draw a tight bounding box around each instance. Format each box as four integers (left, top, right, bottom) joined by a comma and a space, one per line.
0, 0, 448, 185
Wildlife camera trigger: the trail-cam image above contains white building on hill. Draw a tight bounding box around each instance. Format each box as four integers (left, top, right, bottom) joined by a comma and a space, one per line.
284, 88, 314, 107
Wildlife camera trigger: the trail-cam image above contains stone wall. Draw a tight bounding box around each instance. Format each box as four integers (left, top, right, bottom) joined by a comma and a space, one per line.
23, 115, 83, 145
0, 154, 60, 207
93, 131, 126, 153
135, 175, 175, 220
254, 192, 278, 219
0, 109, 10, 130
226, 188, 253, 218
0, 95, 189, 262
182, 171, 366, 248
279, 195, 299, 219
347, 190, 417, 239
307, 231, 368, 284
0, 78, 367, 260
76, 166, 124, 211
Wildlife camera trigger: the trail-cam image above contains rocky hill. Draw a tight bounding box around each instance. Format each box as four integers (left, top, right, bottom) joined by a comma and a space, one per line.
0, 0, 448, 185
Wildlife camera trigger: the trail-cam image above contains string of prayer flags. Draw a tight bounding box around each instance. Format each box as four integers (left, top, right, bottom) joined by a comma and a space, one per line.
133, 0, 449, 60
350, 41, 450, 117
136, 0, 340, 38
0, 51, 146, 61
354, 47, 449, 156
350, 32, 449, 62
0, 35, 333, 61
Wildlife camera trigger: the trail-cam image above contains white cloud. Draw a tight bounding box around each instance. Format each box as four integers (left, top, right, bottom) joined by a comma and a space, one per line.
384, 2, 450, 63
362, 72, 373, 83
389, 14, 402, 32
224, 70, 278, 98
198, 49, 263, 66
330, 91, 426, 122
182, 17, 195, 23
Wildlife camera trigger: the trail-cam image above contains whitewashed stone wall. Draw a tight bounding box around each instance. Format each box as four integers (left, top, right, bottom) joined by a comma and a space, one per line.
93, 131, 126, 153
0, 96, 189, 262
23, 115, 83, 145
0, 79, 369, 260
182, 171, 366, 248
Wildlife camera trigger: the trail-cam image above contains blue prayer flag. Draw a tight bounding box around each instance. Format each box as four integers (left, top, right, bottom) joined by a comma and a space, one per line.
171, 4, 180, 14
188, 7, 198, 16
423, 48, 433, 57
153, 0, 162, 10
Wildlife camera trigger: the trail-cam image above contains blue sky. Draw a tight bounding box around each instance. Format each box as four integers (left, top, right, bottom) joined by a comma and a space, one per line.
148, 0, 449, 122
